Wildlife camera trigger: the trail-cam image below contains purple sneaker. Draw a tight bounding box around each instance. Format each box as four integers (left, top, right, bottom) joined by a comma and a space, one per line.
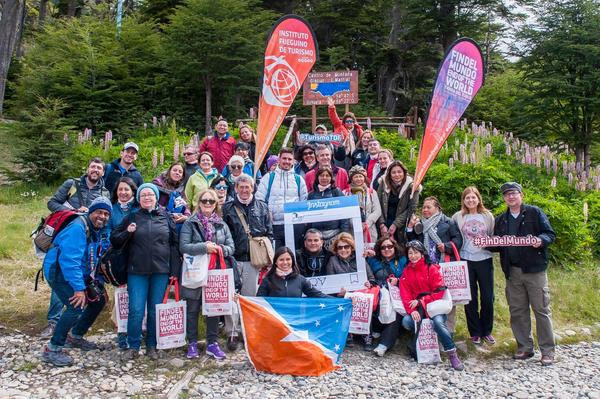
483, 334, 496, 344
187, 342, 199, 359
206, 343, 226, 360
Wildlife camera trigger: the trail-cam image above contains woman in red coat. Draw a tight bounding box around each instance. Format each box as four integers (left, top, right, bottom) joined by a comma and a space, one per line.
400, 240, 464, 371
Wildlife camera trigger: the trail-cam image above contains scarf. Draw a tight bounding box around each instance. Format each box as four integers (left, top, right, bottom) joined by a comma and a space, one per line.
236, 194, 253, 206
275, 268, 292, 278
317, 184, 331, 192
118, 199, 133, 213
197, 212, 222, 242
422, 212, 443, 258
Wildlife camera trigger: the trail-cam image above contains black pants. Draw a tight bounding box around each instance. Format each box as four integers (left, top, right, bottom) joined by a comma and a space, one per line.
464, 257, 495, 337
186, 298, 219, 344
273, 224, 305, 250
372, 312, 403, 349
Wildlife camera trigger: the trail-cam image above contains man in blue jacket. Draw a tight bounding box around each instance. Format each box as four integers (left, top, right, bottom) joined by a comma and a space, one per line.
104, 142, 144, 194
491, 182, 556, 366
41, 197, 112, 367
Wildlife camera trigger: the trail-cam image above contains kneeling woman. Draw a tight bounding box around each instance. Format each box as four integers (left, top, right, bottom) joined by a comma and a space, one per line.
258, 247, 329, 298
399, 240, 464, 371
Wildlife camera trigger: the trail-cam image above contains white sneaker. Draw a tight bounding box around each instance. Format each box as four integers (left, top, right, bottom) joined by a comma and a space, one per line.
373, 344, 387, 357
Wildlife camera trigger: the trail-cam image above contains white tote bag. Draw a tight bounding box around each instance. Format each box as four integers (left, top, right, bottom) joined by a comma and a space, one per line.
202, 249, 235, 316
426, 289, 453, 317
439, 243, 471, 305
416, 318, 441, 364
345, 292, 374, 335
181, 252, 209, 289
114, 286, 147, 333
388, 284, 407, 316
155, 278, 187, 350
377, 286, 396, 324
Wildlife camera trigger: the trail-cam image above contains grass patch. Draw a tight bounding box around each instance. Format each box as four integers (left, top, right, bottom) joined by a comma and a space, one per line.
0, 186, 598, 357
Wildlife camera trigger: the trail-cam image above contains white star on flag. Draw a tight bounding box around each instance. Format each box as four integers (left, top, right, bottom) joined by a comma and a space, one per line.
335, 319, 339, 323
319, 303, 326, 309
315, 320, 320, 327
337, 305, 344, 312
334, 344, 340, 352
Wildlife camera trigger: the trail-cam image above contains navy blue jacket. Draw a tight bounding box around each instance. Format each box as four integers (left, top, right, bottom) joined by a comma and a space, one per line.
104, 159, 144, 194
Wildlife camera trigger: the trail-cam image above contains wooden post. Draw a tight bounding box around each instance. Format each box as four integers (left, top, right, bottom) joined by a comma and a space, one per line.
311, 105, 317, 132
345, 104, 350, 114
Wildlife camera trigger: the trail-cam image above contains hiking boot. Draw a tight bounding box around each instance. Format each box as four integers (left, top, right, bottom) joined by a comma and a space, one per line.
513, 351, 535, 360
470, 336, 481, 345
40, 322, 56, 338
446, 348, 464, 371
345, 334, 354, 348
121, 349, 139, 361
483, 334, 496, 345
117, 333, 128, 350
206, 343, 226, 360
226, 336, 239, 352
65, 335, 100, 351
363, 334, 376, 351
541, 354, 554, 366
41, 346, 73, 367
146, 347, 163, 360
187, 342, 199, 359
373, 344, 387, 357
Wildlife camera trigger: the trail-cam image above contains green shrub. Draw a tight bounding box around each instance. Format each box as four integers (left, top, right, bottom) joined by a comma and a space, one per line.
583, 190, 600, 256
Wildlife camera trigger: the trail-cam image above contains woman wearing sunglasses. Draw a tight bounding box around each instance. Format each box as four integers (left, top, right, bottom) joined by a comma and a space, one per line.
365, 237, 408, 356
179, 189, 235, 361
294, 144, 318, 178
210, 176, 232, 205
221, 155, 247, 187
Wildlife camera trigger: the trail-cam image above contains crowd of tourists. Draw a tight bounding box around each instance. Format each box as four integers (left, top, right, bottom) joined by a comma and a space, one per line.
39, 108, 556, 372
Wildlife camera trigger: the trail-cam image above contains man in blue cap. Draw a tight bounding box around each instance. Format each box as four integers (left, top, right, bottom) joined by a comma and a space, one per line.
41, 197, 112, 367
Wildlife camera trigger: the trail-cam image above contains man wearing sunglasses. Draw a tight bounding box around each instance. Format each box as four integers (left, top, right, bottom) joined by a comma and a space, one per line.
41, 197, 112, 367
182, 145, 200, 187
485, 182, 556, 366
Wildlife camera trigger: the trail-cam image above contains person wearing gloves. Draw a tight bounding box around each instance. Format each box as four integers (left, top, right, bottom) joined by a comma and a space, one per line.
41, 197, 112, 367
400, 240, 464, 371
255, 147, 308, 249
179, 188, 236, 360
110, 183, 181, 361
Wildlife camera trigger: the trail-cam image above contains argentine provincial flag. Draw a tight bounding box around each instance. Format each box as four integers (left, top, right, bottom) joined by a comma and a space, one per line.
238, 296, 352, 376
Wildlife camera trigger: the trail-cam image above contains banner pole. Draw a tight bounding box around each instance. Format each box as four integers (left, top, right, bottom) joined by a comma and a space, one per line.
312, 105, 317, 132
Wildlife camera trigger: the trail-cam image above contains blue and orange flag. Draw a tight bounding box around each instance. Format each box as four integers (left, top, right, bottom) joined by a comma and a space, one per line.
238, 296, 352, 376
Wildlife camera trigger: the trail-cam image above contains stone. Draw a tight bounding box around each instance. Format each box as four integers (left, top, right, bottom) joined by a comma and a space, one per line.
169, 358, 185, 368
564, 330, 577, 337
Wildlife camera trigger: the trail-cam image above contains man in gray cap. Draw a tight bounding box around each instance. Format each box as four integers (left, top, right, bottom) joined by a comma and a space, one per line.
104, 142, 144, 193
487, 182, 556, 366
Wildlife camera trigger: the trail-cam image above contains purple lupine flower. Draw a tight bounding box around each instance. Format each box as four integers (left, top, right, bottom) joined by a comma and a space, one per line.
485, 143, 492, 157
161, 115, 167, 125
63, 133, 69, 144
563, 161, 568, 174
583, 202, 589, 222
409, 147, 415, 161
160, 150, 164, 165
551, 176, 557, 188
152, 116, 157, 127
506, 145, 511, 156
367, 117, 372, 130
449, 157, 454, 168
453, 150, 458, 160
470, 151, 477, 164
552, 159, 558, 173
144, 122, 148, 130
568, 173, 573, 184
152, 149, 158, 168
174, 139, 180, 161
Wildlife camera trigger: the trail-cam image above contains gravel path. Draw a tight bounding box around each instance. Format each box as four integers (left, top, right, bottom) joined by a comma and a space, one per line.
1, 331, 599, 399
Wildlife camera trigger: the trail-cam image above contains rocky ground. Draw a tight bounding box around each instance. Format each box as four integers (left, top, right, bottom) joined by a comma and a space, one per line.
1, 329, 599, 399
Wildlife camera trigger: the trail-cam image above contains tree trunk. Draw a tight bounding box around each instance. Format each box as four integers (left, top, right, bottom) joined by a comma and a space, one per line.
204, 75, 212, 136
439, 0, 457, 49
67, 0, 78, 17
0, 0, 25, 117
38, 0, 47, 25
14, 5, 26, 59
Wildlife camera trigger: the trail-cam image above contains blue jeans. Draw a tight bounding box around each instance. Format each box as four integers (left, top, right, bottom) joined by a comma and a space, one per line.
127, 273, 169, 350
402, 314, 455, 351
47, 290, 64, 324
45, 266, 106, 349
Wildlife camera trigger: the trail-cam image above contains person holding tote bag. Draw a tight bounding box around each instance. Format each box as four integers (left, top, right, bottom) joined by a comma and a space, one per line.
452, 186, 495, 345
179, 188, 235, 360
399, 240, 464, 371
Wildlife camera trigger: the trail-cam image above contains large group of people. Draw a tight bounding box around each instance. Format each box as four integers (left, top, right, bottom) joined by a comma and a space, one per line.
39, 111, 557, 371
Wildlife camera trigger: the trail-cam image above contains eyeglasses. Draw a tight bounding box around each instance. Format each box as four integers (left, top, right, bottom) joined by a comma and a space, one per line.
381, 244, 395, 250
337, 244, 351, 250
214, 185, 228, 190
230, 165, 243, 170
303, 151, 315, 156
183, 152, 196, 156
139, 193, 155, 198
200, 199, 216, 205
503, 191, 521, 197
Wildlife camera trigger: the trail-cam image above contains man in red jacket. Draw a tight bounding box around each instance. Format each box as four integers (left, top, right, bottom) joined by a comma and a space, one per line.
199, 118, 236, 171
304, 145, 349, 192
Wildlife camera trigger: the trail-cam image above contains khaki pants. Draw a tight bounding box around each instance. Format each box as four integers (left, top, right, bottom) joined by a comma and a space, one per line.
505, 267, 555, 356
224, 261, 260, 337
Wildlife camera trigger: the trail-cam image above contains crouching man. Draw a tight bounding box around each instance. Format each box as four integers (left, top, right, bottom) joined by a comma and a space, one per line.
41, 197, 112, 367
